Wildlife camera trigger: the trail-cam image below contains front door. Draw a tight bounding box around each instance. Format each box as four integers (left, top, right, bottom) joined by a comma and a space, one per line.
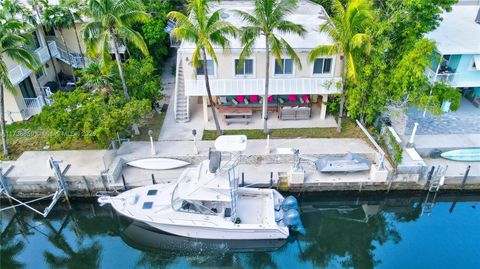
19, 77, 36, 98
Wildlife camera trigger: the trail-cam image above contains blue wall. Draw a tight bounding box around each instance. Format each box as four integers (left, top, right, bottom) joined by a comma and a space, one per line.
451, 54, 480, 87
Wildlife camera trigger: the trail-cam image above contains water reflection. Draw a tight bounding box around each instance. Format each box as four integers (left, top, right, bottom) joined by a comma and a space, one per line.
1, 193, 479, 269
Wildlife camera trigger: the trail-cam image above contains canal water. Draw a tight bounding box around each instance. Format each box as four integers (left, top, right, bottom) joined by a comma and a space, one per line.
1, 192, 479, 269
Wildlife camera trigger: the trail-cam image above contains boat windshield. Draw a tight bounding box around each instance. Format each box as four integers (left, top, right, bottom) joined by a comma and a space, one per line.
171, 174, 217, 215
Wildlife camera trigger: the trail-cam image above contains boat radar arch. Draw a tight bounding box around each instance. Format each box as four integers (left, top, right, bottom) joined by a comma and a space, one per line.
214, 135, 247, 152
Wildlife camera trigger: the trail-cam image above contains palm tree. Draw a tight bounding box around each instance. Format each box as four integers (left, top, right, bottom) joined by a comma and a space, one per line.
41, 4, 78, 82
60, 0, 86, 67
168, 0, 237, 135
308, 0, 372, 132
77, 62, 118, 95
236, 0, 306, 134
27, 0, 62, 85
0, 11, 40, 157
82, 0, 150, 101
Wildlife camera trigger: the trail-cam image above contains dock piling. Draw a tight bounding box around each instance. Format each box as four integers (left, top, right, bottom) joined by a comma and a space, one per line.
151, 174, 156, 185
122, 174, 128, 190
460, 165, 471, 191
241, 172, 244, 187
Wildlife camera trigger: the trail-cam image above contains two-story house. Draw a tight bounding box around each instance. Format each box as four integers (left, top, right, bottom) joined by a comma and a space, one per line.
3, 0, 126, 123
173, 0, 343, 126
426, 3, 480, 108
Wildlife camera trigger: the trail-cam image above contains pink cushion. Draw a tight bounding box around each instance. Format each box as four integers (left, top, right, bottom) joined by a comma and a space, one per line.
250, 95, 259, 103
236, 95, 245, 103
267, 96, 274, 102
302, 95, 309, 102
288, 95, 297, 102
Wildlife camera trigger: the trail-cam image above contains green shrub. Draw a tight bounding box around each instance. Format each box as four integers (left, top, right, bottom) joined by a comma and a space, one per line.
36, 90, 150, 146
123, 57, 162, 102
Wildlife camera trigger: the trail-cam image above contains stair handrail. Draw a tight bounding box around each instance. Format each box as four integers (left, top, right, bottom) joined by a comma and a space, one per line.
174, 53, 182, 120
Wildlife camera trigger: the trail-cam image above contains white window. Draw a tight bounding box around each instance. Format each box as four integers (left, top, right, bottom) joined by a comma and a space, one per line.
274, 59, 293, 75
313, 58, 333, 75
234, 59, 254, 76
196, 60, 215, 76
35, 66, 47, 80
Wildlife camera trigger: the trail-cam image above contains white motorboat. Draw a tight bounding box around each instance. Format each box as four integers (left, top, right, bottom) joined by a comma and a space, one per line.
99, 135, 303, 240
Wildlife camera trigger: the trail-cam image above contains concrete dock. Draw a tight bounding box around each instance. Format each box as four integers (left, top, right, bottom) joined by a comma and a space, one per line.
1, 138, 480, 199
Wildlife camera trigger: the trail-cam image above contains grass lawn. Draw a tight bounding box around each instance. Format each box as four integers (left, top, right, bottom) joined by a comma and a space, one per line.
1, 120, 101, 160
202, 118, 369, 140
130, 112, 166, 141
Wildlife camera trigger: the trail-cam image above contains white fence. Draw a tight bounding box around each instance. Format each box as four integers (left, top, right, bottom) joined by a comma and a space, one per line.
184, 77, 342, 96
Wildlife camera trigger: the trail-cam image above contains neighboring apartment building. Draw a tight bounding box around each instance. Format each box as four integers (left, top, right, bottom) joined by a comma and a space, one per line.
3, 1, 126, 123
426, 3, 480, 107
173, 0, 343, 123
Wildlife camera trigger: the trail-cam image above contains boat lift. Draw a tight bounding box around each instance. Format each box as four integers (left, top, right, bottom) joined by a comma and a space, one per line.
0, 157, 70, 217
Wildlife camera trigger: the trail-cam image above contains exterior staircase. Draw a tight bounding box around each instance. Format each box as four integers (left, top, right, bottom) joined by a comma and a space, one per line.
174, 54, 190, 122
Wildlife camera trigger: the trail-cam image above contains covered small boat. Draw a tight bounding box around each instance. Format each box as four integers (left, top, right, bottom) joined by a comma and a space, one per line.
441, 148, 480, 162
99, 135, 304, 240
315, 153, 370, 173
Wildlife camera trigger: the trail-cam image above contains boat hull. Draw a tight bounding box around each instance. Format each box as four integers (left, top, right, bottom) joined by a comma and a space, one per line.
142, 221, 289, 240
127, 158, 190, 170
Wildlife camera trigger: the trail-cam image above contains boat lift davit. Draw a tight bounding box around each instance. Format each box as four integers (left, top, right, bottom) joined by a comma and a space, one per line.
0, 157, 70, 217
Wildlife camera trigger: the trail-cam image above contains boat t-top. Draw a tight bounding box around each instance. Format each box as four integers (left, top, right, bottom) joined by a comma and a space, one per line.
99, 135, 303, 240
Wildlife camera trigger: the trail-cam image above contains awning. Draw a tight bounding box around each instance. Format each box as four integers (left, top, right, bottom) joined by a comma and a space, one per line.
474, 55, 480, 71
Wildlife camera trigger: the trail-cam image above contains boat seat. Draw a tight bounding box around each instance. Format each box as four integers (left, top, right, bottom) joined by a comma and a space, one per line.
209, 150, 222, 173
224, 208, 231, 218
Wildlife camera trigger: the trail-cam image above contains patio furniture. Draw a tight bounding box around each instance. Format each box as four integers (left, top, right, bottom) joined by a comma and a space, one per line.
279, 106, 312, 120
296, 107, 311, 119
221, 107, 253, 125
217, 95, 277, 112
280, 106, 296, 120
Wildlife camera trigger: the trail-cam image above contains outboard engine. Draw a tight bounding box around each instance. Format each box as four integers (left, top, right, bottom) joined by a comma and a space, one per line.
281, 196, 305, 234
281, 196, 299, 211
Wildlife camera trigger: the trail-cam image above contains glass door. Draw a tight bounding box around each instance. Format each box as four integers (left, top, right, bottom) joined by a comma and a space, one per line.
19, 77, 37, 98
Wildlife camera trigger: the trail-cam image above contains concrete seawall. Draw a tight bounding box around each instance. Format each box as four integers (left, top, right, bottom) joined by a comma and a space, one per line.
1, 139, 479, 199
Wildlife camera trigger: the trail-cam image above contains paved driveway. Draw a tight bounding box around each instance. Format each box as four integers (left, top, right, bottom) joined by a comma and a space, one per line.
405, 98, 480, 135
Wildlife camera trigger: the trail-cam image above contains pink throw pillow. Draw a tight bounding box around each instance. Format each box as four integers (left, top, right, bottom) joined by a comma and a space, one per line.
302, 95, 309, 102
288, 95, 297, 102
237, 95, 245, 103
250, 95, 259, 103
267, 96, 274, 102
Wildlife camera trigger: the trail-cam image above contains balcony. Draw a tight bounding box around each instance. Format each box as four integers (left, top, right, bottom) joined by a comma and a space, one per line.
184, 77, 342, 96
53, 42, 91, 69
22, 87, 54, 118
427, 68, 480, 88
7, 41, 58, 86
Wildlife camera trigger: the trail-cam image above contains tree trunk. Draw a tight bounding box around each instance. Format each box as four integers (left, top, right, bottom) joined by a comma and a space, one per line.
34, 7, 60, 85
263, 36, 270, 134
72, 22, 85, 68
202, 49, 222, 136
111, 31, 130, 101
0, 84, 9, 157
58, 28, 76, 82
336, 59, 348, 133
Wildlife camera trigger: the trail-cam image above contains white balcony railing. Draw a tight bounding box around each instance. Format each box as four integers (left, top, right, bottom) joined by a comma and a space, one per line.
7, 41, 57, 86
53, 42, 91, 69
23, 86, 53, 118
184, 77, 343, 96
427, 68, 480, 88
